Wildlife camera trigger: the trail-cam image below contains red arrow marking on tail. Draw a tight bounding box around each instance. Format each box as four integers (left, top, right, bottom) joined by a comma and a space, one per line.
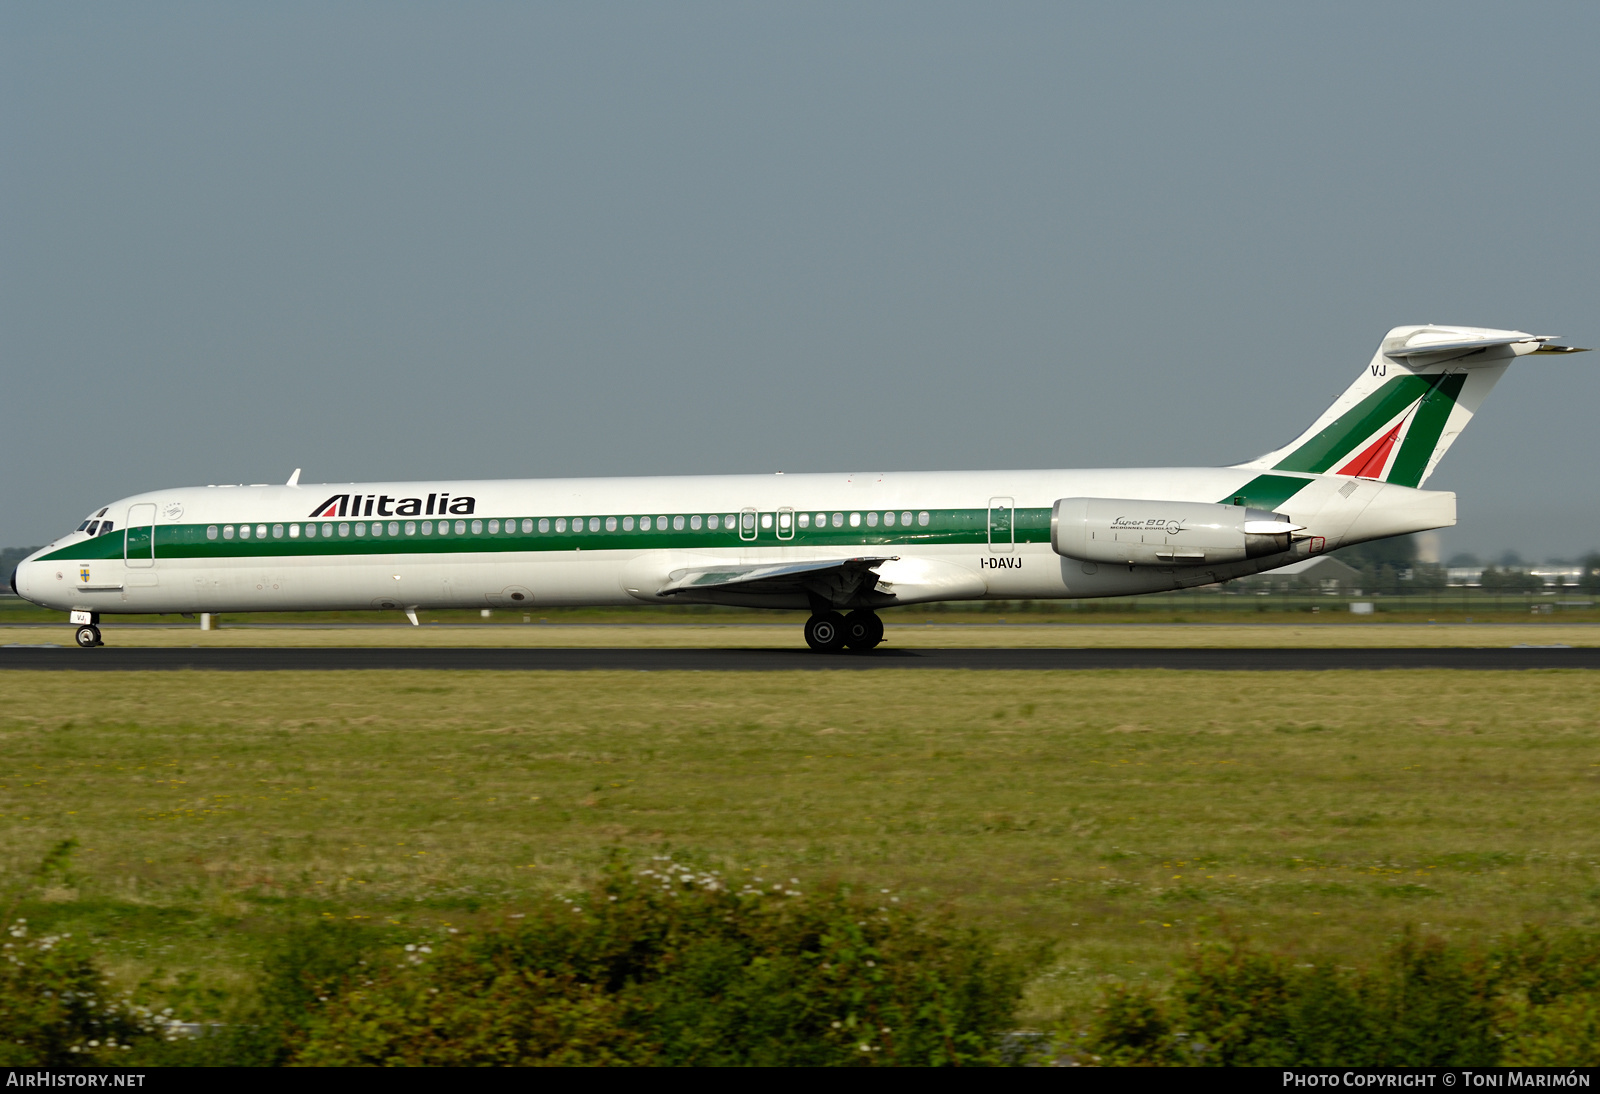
1337, 422, 1404, 479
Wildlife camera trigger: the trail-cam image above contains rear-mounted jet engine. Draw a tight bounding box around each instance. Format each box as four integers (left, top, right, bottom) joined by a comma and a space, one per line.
1051, 498, 1303, 566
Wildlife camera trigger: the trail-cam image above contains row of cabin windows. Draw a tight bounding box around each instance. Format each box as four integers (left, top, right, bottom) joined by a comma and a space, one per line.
202, 510, 936, 542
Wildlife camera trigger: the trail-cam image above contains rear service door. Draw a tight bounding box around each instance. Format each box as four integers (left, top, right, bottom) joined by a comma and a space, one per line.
125, 503, 157, 568
988, 497, 1014, 554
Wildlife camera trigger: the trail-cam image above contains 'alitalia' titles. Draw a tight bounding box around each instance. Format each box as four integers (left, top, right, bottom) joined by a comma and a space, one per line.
309, 493, 477, 519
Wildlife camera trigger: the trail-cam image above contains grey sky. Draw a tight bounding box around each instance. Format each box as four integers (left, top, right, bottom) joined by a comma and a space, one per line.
4, 3, 1596, 560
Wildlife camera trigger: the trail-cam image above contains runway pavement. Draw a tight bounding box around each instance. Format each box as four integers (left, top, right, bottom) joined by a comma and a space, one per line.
2, 645, 1597, 671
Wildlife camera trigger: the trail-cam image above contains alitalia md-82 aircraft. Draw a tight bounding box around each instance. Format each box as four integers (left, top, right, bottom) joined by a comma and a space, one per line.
11, 324, 1587, 650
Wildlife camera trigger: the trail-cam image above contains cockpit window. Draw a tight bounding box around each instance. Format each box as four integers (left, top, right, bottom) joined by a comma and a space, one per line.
101, 521, 113, 533
86, 521, 100, 536
77, 520, 92, 532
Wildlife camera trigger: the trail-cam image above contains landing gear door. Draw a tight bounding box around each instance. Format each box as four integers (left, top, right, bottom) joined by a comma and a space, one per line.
125, 503, 157, 568
987, 497, 1014, 554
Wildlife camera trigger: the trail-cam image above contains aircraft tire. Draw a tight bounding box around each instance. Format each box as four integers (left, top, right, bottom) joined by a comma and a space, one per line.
804, 612, 848, 652
75, 625, 101, 649
843, 610, 883, 649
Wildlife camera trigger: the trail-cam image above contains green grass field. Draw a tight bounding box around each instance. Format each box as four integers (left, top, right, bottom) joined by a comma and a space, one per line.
4, 667, 1599, 1028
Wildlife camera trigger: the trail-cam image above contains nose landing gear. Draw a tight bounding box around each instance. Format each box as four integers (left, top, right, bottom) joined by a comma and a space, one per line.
804, 610, 884, 652
70, 611, 102, 648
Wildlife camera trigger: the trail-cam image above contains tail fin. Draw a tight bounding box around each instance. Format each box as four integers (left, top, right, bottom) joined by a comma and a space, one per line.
1239, 324, 1587, 487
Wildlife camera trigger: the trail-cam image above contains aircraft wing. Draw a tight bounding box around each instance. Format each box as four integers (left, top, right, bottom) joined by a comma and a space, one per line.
656, 556, 897, 601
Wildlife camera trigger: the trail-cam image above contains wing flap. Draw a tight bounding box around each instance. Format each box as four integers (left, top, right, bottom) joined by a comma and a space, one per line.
657, 556, 897, 598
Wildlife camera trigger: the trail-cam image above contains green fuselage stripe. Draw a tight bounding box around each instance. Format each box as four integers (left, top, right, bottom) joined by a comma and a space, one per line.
40, 507, 1055, 564
1216, 474, 1312, 511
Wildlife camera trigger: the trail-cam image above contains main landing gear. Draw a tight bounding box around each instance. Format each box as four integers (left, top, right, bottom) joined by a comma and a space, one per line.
804, 610, 884, 652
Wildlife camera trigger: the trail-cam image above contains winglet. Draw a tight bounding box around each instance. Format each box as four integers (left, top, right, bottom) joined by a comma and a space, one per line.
286, 468, 301, 487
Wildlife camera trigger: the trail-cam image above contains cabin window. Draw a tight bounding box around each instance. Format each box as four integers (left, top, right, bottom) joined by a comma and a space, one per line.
471, 520, 483, 534
760, 513, 772, 529
388, 522, 399, 536
488, 519, 500, 534
816, 512, 828, 527
256, 525, 268, 538
723, 514, 735, 528
374, 523, 386, 537
520, 519, 531, 533
883, 511, 895, 526
831, 512, 843, 528
606, 516, 618, 532
355, 523, 366, 536
689, 515, 702, 530
304, 524, 316, 538
798, 513, 810, 528
456, 521, 467, 534
623, 516, 635, 531
778, 511, 792, 531
289, 524, 300, 538
918, 511, 930, 526
673, 515, 685, 531
207, 525, 218, 540
223, 525, 235, 539
338, 523, 350, 537
900, 511, 912, 526
322, 523, 333, 537
538, 518, 550, 533
707, 514, 719, 530
634, 516, 647, 531
239, 524, 252, 539
866, 512, 878, 527
421, 521, 433, 535
658, 516, 669, 530
583, 517, 595, 532
741, 512, 755, 532
555, 518, 567, 532
849, 513, 861, 527
405, 522, 416, 535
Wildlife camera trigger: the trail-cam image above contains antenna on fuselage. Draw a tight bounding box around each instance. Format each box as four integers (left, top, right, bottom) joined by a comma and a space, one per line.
286, 468, 301, 487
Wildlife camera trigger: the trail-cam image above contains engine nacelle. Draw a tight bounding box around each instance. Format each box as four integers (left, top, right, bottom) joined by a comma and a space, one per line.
1051, 497, 1301, 566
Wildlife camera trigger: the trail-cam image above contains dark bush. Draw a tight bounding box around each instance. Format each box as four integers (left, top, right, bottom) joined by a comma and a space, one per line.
0, 918, 188, 1065
1086, 931, 1499, 1066
282, 856, 1029, 1066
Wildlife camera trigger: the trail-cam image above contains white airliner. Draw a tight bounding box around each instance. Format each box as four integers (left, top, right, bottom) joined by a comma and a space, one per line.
11, 324, 1587, 650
